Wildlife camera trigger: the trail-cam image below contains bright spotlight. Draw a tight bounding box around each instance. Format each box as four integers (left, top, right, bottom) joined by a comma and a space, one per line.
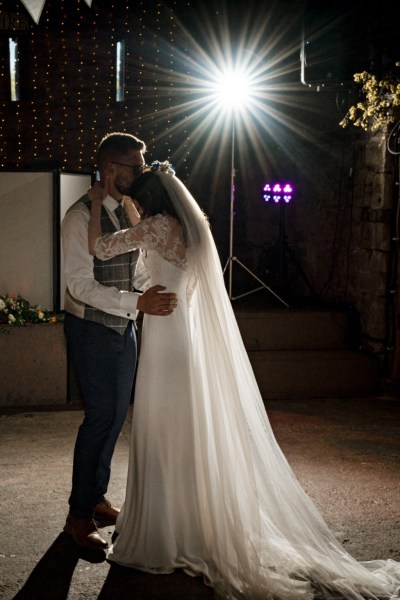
206, 67, 254, 113
214, 69, 252, 109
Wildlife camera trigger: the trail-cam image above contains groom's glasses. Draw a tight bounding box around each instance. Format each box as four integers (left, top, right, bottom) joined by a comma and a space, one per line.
111, 161, 147, 176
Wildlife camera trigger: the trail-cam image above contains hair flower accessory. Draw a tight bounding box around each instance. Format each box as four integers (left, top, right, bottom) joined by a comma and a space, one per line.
144, 160, 175, 175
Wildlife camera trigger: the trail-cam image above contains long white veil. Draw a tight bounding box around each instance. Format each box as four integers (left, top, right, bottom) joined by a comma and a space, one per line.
156, 170, 400, 599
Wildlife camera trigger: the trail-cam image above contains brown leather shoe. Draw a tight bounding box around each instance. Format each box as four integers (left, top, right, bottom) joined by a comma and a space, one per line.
64, 514, 108, 549
93, 499, 120, 524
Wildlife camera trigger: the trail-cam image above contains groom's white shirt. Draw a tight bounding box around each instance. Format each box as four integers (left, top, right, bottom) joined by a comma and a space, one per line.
62, 194, 149, 321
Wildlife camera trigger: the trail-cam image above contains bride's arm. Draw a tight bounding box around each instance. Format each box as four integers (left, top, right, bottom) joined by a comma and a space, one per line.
124, 196, 141, 226
88, 181, 107, 255
91, 214, 170, 261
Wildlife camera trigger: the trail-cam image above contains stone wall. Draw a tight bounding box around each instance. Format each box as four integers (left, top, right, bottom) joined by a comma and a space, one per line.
347, 135, 393, 349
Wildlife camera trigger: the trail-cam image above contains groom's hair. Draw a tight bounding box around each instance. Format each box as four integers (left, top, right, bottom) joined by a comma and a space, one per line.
96, 132, 146, 167
130, 172, 179, 221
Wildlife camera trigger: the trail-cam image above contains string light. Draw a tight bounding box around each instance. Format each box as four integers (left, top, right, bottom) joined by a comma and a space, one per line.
59, 0, 68, 168
0, 12, 7, 166
0, 1, 194, 181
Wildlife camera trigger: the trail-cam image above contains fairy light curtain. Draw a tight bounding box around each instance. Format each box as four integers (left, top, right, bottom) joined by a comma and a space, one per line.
19, 0, 92, 24
0, 0, 193, 183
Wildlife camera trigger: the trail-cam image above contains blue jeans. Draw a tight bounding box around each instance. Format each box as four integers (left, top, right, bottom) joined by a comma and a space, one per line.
64, 313, 137, 519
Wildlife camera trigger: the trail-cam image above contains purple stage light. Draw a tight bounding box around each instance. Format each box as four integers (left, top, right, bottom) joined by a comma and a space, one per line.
263, 182, 294, 203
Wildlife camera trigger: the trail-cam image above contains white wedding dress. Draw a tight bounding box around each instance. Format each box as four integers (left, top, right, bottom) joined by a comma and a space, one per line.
94, 173, 400, 600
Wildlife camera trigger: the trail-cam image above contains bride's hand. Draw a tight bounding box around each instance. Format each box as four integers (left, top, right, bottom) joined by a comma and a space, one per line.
87, 178, 109, 207
124, 196, 142, 226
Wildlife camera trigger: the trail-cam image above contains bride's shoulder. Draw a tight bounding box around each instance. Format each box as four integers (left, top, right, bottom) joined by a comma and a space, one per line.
165, 214, 184, 236
142, 213, 183, 239
140, 213, 165, 229
149, 213, 182, 230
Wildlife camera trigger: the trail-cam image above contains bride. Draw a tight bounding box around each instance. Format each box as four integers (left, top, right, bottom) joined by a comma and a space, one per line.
88, 161, 400, 599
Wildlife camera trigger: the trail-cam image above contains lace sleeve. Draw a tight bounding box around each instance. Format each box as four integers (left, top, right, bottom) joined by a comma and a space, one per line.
93, 214, 187, 267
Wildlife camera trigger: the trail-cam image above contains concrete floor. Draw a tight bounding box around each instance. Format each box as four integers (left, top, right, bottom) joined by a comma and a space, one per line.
1, 395, 399, 600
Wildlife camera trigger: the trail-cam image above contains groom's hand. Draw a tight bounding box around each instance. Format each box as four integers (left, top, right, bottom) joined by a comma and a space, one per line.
137, 285, 178, 315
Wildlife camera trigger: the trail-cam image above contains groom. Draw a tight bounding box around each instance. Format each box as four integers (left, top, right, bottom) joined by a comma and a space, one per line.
62, 132, 177, 549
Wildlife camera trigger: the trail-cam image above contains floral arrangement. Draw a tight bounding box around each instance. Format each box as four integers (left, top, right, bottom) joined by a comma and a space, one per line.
143, 160, 175, 175
339, 62, 400, 132
0, 293, 60, 332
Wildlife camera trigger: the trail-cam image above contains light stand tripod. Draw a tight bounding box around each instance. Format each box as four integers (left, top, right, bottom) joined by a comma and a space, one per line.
259, 201, 318, 300
222, 120, 289, 307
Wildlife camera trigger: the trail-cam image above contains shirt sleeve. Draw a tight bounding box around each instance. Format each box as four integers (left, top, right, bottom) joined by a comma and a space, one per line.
61, 203, 140, 319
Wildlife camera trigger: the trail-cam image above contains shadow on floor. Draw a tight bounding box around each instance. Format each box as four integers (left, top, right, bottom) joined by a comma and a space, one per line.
11, 533, 214, 600
98, 565, 214, 600
12, 534, 105, 600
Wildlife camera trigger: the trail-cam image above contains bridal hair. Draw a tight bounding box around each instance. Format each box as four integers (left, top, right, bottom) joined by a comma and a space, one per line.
130, 169, 180, 222
130, 163, 210, 250
96, 132, 146, 167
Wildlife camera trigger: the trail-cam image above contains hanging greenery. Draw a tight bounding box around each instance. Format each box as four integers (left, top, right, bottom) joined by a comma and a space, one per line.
340, 62, 400, 132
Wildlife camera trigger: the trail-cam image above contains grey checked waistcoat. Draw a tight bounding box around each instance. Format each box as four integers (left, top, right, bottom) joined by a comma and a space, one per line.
83, 201, 139, 335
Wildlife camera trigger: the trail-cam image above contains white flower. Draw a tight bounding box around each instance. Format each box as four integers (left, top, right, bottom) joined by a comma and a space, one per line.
38, 310, 44, 320
8, 314, 16, 323
144, 160, 175, 175
0, 299, 5, 311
